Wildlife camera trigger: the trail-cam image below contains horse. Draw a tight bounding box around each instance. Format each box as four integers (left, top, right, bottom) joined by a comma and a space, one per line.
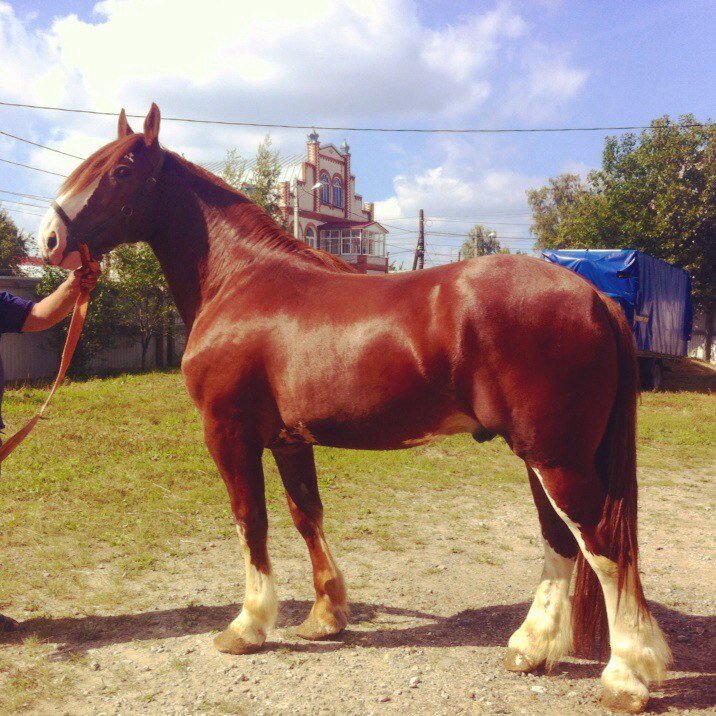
37, 104, 671, 713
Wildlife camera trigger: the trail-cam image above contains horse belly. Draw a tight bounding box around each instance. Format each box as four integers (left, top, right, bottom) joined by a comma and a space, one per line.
273, 397, 479, 451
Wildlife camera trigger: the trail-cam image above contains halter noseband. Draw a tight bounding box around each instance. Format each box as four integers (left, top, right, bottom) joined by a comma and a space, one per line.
51, 150, 166, 259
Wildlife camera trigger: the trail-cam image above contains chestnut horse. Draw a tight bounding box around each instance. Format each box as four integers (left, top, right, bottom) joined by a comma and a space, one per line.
38, 105, 670, 713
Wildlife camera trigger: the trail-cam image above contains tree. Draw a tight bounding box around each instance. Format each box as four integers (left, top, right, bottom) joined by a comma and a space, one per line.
528, 115, 715, 359
221, 134, 283, 223
459, 225, 509, 259
113, 243, 173, 371
527, 174, 591, 248
36, 266, 123, 374
0, 209, 29, 276
220, 148, 252, 192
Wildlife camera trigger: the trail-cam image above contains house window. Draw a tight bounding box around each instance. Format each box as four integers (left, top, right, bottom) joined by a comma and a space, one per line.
305, 227, 316, 248
321, 230, 340, 254
364, 231, 385, 256
333, 178, 343, 208
320, 173, 330, 203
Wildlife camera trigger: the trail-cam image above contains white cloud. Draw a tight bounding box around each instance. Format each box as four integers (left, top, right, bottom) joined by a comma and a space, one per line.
0, 0, 586, 149
501, 43, 588, 121
375, 138, 541, 261
0, 0, 585, 247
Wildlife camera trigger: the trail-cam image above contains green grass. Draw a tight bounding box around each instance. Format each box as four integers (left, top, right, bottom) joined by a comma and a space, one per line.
1, 369, 713, 614
0, 369, 713, 711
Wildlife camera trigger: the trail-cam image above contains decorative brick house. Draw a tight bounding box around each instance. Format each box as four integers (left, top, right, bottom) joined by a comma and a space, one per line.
277, 131, 388, 274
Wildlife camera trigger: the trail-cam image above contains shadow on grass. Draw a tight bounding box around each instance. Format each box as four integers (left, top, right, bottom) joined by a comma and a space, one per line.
659, 358, 716, 394
2, 599, 713, 710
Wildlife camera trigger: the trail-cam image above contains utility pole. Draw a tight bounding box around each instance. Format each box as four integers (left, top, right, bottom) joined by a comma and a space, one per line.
292, 177, 300, 239
413, 209, 425, 270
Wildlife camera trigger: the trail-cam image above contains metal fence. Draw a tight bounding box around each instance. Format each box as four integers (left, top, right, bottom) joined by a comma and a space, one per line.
0, 276, 185, 381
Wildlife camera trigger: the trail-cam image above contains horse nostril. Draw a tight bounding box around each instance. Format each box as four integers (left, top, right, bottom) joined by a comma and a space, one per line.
46, 233, 58, 251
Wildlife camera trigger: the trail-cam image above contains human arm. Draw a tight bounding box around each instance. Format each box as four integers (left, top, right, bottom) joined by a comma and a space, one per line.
21, 267, 100, 332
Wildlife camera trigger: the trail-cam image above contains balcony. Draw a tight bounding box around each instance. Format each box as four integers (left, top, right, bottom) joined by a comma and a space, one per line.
319, 229, 386, 259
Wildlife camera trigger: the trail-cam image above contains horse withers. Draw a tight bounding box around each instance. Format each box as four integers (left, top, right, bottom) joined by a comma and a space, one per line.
37, 104, 671, 713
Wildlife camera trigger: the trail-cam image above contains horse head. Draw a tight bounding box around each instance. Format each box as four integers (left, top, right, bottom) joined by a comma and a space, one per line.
38, 103, 164, 268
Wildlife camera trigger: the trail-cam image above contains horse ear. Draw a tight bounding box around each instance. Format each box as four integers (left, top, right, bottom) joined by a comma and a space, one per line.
143, 103, 161, 147
118, 108, 134, 137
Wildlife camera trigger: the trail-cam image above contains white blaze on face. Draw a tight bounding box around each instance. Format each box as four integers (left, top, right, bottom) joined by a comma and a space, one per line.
38, 178, 101, 269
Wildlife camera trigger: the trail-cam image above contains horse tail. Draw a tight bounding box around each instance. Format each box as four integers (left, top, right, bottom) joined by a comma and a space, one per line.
572, 291, 647, 657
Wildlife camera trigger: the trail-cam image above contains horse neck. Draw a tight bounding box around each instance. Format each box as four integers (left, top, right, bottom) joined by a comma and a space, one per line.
147, 154, 311, 330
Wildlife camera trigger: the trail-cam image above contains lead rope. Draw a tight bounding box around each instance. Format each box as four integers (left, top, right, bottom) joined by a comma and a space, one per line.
0, 243, 98, 464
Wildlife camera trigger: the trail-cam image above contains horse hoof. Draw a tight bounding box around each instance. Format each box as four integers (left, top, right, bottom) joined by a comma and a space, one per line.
503, 648, 541, 673
295, 616, 344, 641
600, 688, 649, 714
213, 628, 264, 655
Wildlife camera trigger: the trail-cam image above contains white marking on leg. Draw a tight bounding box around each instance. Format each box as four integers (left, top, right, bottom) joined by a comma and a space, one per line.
532, 468, 671, 696
229, 526, 278, 642
508, 538, 574, 669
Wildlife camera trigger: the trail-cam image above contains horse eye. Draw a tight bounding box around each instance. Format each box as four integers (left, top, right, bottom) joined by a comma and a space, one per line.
113, 165, 132, 179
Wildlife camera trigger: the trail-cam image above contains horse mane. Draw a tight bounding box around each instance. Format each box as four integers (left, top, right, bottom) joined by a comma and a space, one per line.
62, 133, 356, 274
170, 152, 357, 274
60, 133, 146, 195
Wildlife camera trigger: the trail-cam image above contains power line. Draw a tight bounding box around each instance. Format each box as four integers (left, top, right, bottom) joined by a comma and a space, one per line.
0, 130, 84, 160
0, 197, 46, 210
428, 229, 534, 240
0, 188, 54, 201
0, 156, 67, 177
1, 206, 45, 218
1, 101, 711, 135
386, 212, 532, 220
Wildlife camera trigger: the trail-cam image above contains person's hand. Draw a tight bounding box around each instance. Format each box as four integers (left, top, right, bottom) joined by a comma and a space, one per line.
68, 264, 101, 293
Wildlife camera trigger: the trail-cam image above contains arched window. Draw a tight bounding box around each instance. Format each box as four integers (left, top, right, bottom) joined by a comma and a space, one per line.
319, 173, 330, 204
305, 226, 316, 248
332, 177, 343, 208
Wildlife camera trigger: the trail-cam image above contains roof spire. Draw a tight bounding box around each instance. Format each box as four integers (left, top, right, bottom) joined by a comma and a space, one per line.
308, 128, 319, 142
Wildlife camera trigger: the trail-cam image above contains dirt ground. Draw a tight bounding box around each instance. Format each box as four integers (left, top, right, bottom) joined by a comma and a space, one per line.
2, 463, 713, 715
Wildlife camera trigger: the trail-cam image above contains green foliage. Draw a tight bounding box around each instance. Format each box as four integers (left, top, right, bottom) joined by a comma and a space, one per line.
36, 266, 123, 374
113, 244, 173, 369
220, 148, 251, 191
460, 224, 509, 258
35, 245, 174, 373
0, 208, 29, 276
528, 115, 715, 315
221, 134, 283, 222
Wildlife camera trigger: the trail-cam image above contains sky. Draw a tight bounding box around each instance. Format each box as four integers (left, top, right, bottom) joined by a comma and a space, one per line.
0, 0, 713, 265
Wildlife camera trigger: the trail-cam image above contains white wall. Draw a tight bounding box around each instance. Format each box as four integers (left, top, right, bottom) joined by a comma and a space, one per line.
688, 310, 715, 363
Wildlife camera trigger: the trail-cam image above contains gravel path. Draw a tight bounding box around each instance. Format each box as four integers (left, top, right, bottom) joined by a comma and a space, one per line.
3, 465, 714, 715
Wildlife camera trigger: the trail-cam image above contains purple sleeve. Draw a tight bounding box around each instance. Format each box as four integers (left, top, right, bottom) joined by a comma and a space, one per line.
0, 292, 35, 334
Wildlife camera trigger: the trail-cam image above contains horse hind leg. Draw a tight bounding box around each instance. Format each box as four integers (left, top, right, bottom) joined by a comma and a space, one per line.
532, 464, 671, 714
272, 446, 348, 640
505, 465, 578, 673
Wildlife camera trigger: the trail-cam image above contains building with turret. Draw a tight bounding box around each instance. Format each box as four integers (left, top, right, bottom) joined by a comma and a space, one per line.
277, 132, 388, 274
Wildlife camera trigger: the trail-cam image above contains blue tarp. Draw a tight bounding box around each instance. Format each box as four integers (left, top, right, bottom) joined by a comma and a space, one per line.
541, 249, 693, 357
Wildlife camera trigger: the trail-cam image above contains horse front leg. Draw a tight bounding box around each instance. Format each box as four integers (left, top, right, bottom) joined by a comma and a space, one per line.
204, 419, 278, 655
272, 445, 348, 640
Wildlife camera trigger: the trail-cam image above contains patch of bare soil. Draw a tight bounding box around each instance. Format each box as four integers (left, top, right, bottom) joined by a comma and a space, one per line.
2, 463, 714, 716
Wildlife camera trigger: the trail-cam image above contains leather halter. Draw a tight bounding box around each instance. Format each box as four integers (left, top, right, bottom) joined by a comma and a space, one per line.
51, 150, 165, 259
